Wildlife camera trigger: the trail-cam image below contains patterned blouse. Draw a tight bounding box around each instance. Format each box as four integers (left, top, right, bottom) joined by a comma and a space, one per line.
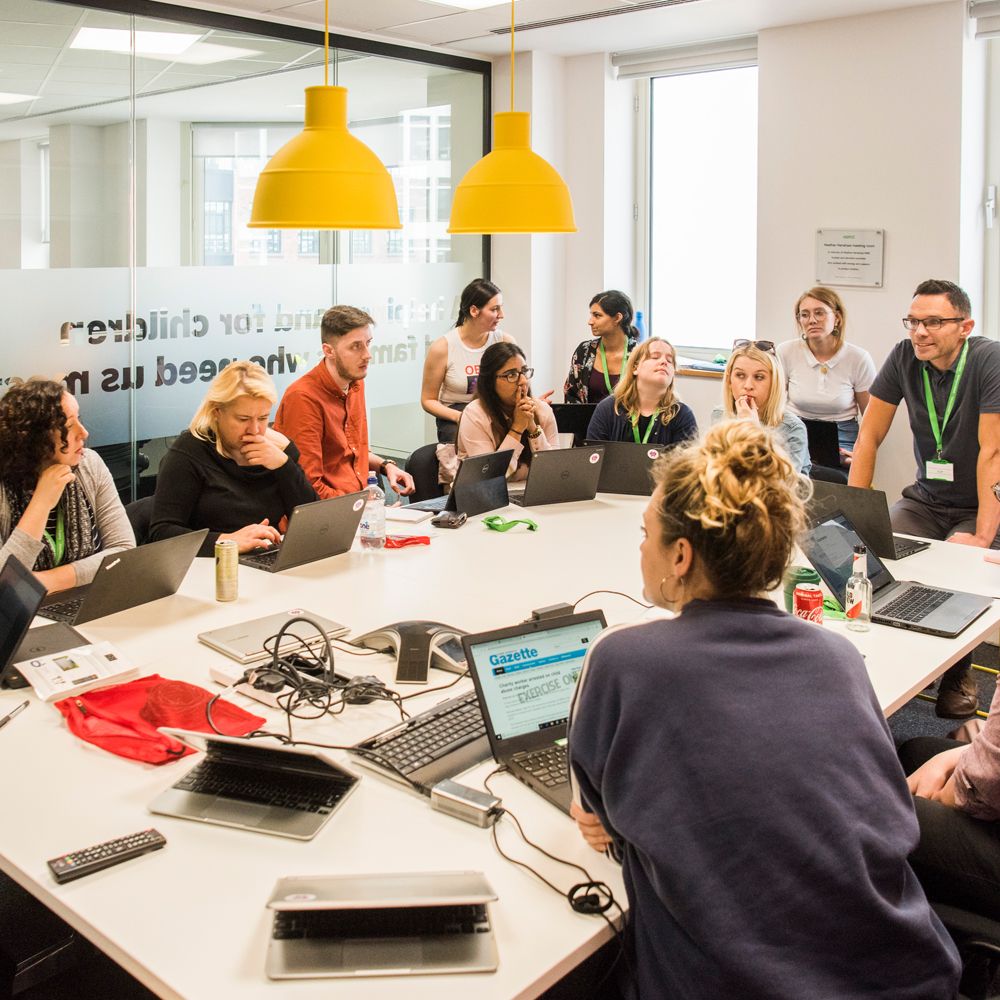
563, 333, 640, 404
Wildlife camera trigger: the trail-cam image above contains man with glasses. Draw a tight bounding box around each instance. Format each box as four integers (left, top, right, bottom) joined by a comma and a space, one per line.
850, 279, 1000, 717
275, 305, 414, 499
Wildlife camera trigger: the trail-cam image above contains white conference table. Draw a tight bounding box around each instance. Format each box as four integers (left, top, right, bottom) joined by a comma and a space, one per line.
1, 492, 999, 1000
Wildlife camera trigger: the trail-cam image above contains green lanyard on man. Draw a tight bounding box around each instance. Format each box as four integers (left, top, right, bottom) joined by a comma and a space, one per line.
922, 339, 968, 480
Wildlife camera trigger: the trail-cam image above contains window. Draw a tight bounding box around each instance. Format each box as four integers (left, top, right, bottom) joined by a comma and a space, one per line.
408, 178, 430, 222
386, 232, 403, 256
298, 230, 319, 256
408, 115, 431, 161
204, 200, 232, 255
266, 229, 282, 255
648, 67, 758, 351
435, 178, 452, 223
351, 231, 373, 257
437, 117, 451, 161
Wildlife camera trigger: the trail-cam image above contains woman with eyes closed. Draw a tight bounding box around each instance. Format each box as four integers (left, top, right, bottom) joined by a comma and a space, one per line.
0, 379, 134, 592
563, 290, 640, 405
150, 361, 317, 556
585, 337, 698, 448
712, 340, 810, 474
456, 342, 559, 481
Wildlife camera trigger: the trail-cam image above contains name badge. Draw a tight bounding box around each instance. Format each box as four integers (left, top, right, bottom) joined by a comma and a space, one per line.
926, 460, 954, 482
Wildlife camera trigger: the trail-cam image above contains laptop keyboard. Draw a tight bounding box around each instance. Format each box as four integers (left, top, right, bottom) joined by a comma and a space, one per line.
239, 546, 282, 571
879, 586, 951, 623
174, 759, 352, 813
39, 598, 82, 623
407, 495, 450, 512
354, 690, 485, 777
511, 744, 568, 787
272, 904, 490, 940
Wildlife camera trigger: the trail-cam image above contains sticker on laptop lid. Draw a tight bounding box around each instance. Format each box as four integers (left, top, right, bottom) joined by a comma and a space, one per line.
647, 449, 659, 460
589, 452, 601, 464
283, 893, 317, 902
353, 498, 364, 511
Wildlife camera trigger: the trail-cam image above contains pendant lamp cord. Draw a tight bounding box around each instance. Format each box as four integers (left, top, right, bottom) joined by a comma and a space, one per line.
324, 0, 329, 87
509, 0, 515, 111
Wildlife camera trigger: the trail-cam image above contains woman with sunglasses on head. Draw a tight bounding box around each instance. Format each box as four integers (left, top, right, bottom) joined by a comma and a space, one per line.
713, 340, 810, 474
420, 279, 515, 445
456, 342, 558, 481
568, 421, 960, 1000
563, 290, 640, 405
777, 287, 876, 461
0, 379, 134, 592
585, 337, 698, 447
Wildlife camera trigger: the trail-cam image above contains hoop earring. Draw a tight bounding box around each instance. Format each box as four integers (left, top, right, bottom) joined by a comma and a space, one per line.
658, 574, 686, 611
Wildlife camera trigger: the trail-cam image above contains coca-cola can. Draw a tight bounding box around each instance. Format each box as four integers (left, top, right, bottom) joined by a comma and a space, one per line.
792, 583, 824, 624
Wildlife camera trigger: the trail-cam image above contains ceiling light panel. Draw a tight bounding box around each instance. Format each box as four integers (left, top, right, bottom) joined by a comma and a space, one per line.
71, 27, 203, 56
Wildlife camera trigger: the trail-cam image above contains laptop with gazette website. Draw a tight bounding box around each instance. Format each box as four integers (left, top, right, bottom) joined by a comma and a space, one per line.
507, 446, 605, 507
584, 440, 666, 496
808, 481, 931, 561
239, 492, 366, 572
408, 449, 512, 515
462, 611, 607, 814
38, 529, 208, 625
801, 509, 992, 638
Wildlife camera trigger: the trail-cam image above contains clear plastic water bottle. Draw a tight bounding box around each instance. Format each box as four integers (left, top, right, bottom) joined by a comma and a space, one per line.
359, 473, 386, 550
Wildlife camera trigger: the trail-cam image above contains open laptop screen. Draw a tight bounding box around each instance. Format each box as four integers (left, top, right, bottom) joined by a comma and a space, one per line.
465, 614, 605, 743
802, 511, 893, 607
0, 557, 45, 681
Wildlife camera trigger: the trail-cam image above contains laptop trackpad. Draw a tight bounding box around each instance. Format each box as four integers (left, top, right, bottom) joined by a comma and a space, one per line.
202, 800, 271, 826
343, 940, 424, 970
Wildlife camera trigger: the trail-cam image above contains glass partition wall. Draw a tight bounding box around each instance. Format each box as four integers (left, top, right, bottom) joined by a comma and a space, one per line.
0, 0, 489, 498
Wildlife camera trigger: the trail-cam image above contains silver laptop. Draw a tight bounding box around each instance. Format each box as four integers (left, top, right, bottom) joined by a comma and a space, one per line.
265, 871, 498, 979
198, 609, 349, 665
802, 510, 992, 638
809, 481, 931, 560
37, 529, 209, 625
462, 611, 607, 814
239, 491, 366, 572
149, 729, 359, 840
508, 446, 605, 507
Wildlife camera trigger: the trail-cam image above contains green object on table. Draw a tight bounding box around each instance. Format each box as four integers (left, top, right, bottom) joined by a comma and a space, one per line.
822, 598, 846, 620
483, 515, 538, 533
712, 353, 727, 365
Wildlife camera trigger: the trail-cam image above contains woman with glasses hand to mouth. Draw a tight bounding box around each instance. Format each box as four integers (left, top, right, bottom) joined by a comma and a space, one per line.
0, 379, 134, 592
777, 286, 876, 463
457, 342, 558, 481
713, 340, 810, 474
585, 337, 698, 447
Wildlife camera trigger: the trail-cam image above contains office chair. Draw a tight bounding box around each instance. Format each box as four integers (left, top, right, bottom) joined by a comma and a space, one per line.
92, 442, 150, 503
124, 496, 155, 546
932, 902, 1000, 1000
406, 443, 443, 503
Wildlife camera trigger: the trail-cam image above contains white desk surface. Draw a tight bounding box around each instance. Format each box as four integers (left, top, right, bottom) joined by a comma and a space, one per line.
1, 493, 999, 1000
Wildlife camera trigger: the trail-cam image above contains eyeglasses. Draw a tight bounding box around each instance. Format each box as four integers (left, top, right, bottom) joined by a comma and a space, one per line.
797, 309, 833, 323
901, 317, 966, 332
732, 339, 776, 356
496, 366, 534, 383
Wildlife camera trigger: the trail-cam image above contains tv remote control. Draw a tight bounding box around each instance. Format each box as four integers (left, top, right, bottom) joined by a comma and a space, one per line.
47, 829, 166, 884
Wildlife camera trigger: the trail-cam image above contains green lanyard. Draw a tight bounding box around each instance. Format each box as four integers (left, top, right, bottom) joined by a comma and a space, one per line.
631, 409, 660, 445
922, 340, 969, 460
483, 515, 538, 533
42, 506, 66, 566
598, 341, 629, 396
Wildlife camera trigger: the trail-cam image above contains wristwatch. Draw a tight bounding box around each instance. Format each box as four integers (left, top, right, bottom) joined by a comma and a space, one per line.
379, 458, 398, 477
526, 427, 543, 440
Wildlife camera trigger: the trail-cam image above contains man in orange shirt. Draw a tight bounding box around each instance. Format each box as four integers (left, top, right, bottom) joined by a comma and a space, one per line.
275, 305, 414, 499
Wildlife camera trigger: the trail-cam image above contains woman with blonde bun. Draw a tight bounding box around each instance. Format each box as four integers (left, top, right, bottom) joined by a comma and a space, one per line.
568, 421, 959, 1000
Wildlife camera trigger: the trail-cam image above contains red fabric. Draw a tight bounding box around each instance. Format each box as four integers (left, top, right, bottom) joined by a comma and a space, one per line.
274, 360, 370, 498
384, 535, 430, 548
54, 675, 265, 765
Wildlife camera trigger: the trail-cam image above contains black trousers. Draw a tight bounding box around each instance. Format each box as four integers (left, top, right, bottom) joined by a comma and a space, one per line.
899, 736, 1000, 920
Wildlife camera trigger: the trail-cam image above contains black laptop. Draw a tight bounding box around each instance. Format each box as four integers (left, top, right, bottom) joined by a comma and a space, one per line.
408, 449, 512, 516
0, 557, 86, 689
508, 446, 605, 507
809, 481, 931, 560
462, 611, 607, 814
802, 419, 842, 470
239, 492, 366, 572
38, 530, 208, 625
551, 403, 597, 447
802, 509, 992, 638
585, 440, 665, 496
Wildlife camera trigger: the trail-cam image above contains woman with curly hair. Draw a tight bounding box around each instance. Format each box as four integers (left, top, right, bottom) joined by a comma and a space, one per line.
0, 379, 134, 592
568, 421, 960, 1000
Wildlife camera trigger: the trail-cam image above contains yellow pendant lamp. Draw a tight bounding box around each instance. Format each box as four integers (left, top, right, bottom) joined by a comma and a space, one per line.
248, 0, 400, 230
447, 0, 575, 234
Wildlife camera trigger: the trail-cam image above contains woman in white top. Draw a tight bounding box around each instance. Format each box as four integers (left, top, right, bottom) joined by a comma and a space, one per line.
420, 279, 514, 444
776, 286, 876, 459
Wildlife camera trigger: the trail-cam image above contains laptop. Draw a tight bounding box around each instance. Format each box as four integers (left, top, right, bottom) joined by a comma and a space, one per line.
508, 446, 606, 507
551, 403, 597, 446
148, 729, 359, 840
408, 449, 512, 516
462, 611, 607, 814
802, 418, 843, 470
809, 481, 931, 560
802, 509, 993, 637
585, 439, 666, 496
198, 609, 349, 665
0, 556, 87, 689
265, 871, 498, 980
37, 529, 208, 625
239, 492, 366, 572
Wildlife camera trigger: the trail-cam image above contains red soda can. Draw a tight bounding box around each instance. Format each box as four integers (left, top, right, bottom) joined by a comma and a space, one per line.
792, 583, 824, 624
